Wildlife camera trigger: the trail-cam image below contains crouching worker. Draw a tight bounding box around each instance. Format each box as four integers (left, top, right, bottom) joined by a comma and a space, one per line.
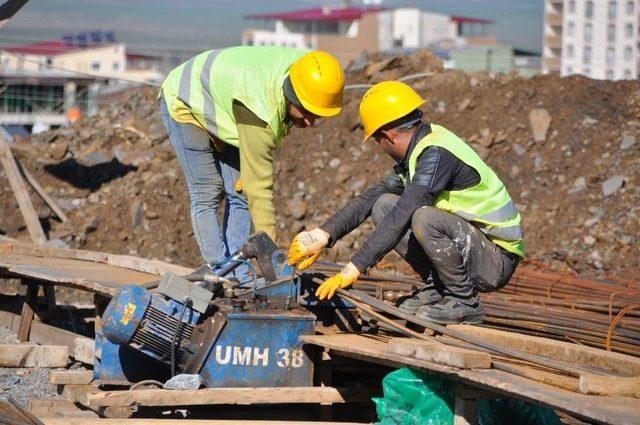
287, 81, 524, 324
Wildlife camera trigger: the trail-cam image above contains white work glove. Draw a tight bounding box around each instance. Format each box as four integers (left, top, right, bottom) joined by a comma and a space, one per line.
287, 228, 330, 270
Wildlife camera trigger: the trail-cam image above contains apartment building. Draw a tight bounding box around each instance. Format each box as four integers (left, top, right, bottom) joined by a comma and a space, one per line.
0, 37, 163, 133
243, 6, 494, 64
543, 0, 638, 80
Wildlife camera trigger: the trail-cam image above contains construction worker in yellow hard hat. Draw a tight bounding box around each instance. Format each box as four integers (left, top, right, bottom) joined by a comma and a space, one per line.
160, 47, 345, 280
289, 81, 524, 324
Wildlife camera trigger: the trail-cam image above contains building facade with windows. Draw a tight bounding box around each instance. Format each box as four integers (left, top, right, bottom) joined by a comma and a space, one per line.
543, 0, 638, 80
0, 39, 163, 134
243, 6, 495, 64
0, 40, 126, 77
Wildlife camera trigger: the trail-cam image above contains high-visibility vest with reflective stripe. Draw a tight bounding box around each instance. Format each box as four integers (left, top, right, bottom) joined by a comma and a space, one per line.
161, 46, 307, 147
406, 124, 525, 258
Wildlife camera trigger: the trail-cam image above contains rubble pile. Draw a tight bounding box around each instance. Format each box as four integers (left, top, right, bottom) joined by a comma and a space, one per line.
1, 50, 639, 275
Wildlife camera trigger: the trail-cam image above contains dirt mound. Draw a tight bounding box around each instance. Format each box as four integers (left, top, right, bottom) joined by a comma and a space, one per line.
2, 51, 639, 275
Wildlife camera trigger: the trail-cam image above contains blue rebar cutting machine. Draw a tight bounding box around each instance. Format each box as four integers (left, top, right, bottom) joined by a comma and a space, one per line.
95, 232, 349, 388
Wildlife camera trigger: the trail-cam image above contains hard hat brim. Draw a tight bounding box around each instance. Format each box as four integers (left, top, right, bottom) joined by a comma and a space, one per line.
362, 98, 426, 142
300, 101, 342, 117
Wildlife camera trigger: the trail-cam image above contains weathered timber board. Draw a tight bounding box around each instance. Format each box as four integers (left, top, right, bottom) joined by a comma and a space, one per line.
40, 420, 364, 425
79, 387, 349, 407
301, 334, 640, 425
0, 254, 158, 296
0, 310, 94, 364
0, 240, 192, 276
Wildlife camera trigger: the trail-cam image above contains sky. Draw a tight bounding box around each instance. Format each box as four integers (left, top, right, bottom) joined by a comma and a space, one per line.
0, 0, 544, 54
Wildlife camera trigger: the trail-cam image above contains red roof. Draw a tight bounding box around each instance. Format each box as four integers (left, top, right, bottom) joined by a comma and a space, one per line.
3, 39, 116, 56
246, 7, 385, 22
451, 16, 494, 25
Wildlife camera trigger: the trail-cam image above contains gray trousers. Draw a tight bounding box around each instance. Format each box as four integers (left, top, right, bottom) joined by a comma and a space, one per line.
371, 194, 519, 301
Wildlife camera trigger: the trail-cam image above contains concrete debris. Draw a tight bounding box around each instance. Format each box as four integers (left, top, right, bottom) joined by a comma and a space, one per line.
512, 144, 527, 156
288, 199, 307, 220
620, 134, 636, 150
2, 51, 639, 276
583, 235, 597, 246
163, 374, 202, 390
80, 151, 112, 167
48, 140, 69, 160
580, 116, 598, 128
568, 177, 586, 195
601, 175, 625, 197
458, 98, 472, 112
529, 108, 551, 142
477, 127, 494, 148
328, 158, 341, 169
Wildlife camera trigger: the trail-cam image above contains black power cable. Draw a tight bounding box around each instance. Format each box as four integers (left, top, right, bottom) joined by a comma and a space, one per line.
171, 297, 191, 377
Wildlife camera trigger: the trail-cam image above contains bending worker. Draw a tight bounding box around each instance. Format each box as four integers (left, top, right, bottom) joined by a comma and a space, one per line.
160, 47, 345, 278
288, 81, 524, 324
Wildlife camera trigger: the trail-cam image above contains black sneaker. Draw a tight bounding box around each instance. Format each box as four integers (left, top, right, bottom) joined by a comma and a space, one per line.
397, 287, 443, 313
415, 296, 485, 324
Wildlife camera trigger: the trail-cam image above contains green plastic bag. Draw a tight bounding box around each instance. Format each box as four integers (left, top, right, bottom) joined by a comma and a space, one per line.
373, 368, 454, 425
373, 368, 562, 425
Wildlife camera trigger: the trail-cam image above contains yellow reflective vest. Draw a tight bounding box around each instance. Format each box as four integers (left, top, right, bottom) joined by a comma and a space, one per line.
161, 46, 307, 146
406, 125, 525, 258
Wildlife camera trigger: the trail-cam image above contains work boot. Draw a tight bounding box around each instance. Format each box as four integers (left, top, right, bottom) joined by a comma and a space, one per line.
416, 296, 485, 324
396, 287, 443, 313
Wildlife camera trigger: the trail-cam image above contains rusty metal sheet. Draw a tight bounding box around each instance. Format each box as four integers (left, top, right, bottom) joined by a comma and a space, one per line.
0, 254, 157, 296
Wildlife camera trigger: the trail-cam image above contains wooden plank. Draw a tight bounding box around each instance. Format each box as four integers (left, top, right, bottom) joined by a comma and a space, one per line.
17, 282, 39, 342
388, 338, 491, 369
449, 325, 640, 376
579, 373, 640, 398
62, 384, 98, 403
492, 361, 579, 392
301, 333, 458, 375
80, 387, 349, 408
0, 397, 40, 425
27, 399, 99, 419
40, 419, 365, 425
0, 309, 20, 333
49, 370, 93, 385
0, 133, 47, 244
16, 159, 69, 223
71, 337, 94, 364
302, 333, 640, 425
0, 239, 192, 276
0, 344, 68, 367
0, 310, 94, 364
0, 254, 159, 296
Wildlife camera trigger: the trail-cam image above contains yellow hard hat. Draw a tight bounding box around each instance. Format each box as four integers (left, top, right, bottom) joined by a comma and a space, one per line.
289, 51, 345, 117
359, 81, 426, 141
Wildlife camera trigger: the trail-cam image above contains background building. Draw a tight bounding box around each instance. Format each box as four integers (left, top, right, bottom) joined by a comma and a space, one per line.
543, 0, 638, 79
450, 46, 542, 77
243, 6, 496, 64
0, 32, 163, 136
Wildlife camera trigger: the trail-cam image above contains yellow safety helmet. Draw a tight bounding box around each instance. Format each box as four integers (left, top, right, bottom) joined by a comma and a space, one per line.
289, 51, 345, 117
359, 81, 426, 141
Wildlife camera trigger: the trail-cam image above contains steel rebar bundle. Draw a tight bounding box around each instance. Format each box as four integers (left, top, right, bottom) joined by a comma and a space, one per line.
309, 261, 640, 357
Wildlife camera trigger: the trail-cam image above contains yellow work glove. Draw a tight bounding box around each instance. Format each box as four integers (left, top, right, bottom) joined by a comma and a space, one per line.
316, 262, 360, 300
234, 179, 243, 193
287, 228, 330, 270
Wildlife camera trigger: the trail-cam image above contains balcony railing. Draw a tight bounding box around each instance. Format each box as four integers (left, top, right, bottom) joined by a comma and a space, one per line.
545, 35, 562, 48
546, 14, 563, 26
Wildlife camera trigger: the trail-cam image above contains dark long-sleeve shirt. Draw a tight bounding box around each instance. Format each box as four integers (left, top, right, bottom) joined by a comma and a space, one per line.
320, 123, 481, 273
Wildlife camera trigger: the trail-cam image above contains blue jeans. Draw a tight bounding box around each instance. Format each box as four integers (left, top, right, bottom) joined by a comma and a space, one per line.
160, 100, 252, 281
